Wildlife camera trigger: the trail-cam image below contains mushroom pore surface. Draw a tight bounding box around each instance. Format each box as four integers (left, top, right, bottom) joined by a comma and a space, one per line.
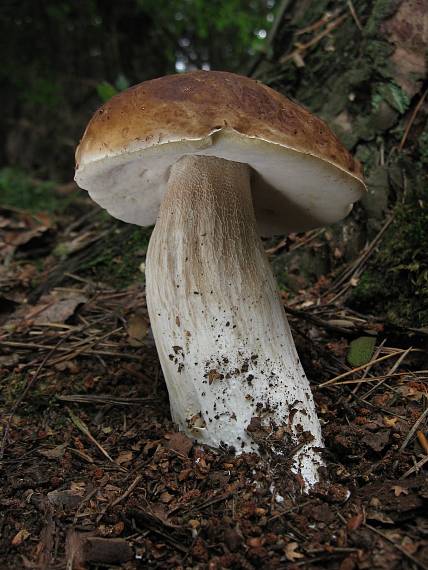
145, 154, 323, 487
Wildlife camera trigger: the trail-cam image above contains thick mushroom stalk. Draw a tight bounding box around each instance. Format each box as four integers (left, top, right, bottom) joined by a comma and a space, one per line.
146, 154, 323, 487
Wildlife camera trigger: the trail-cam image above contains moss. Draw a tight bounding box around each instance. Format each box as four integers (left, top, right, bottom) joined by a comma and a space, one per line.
80, 221, 152, 288
0, 167, 71, 214
350, 174, 428, 326
419, 126, 428, 166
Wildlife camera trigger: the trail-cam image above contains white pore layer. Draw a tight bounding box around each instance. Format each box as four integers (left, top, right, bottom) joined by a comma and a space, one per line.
145, 155, 323, 488
75, 129, 363, 236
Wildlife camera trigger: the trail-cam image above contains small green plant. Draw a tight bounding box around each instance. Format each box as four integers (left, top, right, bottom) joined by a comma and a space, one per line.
96, 81, 118, 102
347, 336, 377, 367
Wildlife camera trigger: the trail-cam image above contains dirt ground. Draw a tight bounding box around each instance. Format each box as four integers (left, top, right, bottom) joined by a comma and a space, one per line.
0, 188, 427, 570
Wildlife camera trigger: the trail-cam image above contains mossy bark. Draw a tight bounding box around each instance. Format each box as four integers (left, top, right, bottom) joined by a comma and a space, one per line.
260, 0, 427, 326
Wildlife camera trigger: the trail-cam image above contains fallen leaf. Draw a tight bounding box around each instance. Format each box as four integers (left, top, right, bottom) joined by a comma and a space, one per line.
401, 536, 418, 554
391, 485, 409, 497
38, 443, 67, 459
32, 292, 87, 324
11, 528, 30, 546
48, 488, 84, 509
66, 531, 132, 567
0, 353, 20, 368
285, 542, 304, 561
347, 512, 364, 531
115, 451, 133, 465
369, 497, 381, 508
160, 491, 174, 504
366, 511, 395, 524
347, 336, 376, 367
178, 468, 192, 481
383, 416, 399, 427
247, 537, 263, 548
127, 313, 148, 346
166, 432, 193, 456
364, 429, 390, 452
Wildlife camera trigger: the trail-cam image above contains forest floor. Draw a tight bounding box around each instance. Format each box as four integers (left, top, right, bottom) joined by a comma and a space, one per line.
0, 180, 427, 570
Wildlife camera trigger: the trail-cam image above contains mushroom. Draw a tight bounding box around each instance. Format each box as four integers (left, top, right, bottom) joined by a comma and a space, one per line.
75, 71, 366, 488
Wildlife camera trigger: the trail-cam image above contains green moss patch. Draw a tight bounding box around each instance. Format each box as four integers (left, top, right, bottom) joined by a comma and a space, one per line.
0, 168, 70, 214
350, 177, 428, 326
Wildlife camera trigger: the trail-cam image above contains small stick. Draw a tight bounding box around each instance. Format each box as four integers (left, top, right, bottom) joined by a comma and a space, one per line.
96, 474, 143, 524
295, 10, 340, 36
111, 475, 142, 508
402, 455, 428, 478
360, 346, 413, 400
347, 0, 363, 31
331, 371, 427, 386
0, 341, 142, 361
399, 87, 428, 151
328, 216, 394, 300
58, 394, 154, 405
365, 524, 428, 570
0, 332, 72, 460
280, 14, 348, 64
399, 407, 428, 453
50, 327, 123, 365
67, 407, 114, 463
346, 339, 386, 401
319, 350, 410, 388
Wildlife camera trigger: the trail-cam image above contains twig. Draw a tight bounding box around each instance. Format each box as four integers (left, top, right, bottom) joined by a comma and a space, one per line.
50, 327, 123, 365
327, 215, 394, 301
360, 346, 413, 400
248, 0, 292, 77
318, 350, 411, 388
96, 475, 143, 524
265, 0, 291, 49
347, 0, 363, 31
295, 10, 340, 36
331, 371, 427, 386
67, 407, 114, 463
283, 305, 368, 336
399, 407, 428, 453
399, 87, 428, 151
365, 524, 428, 570
346, 339, 386, 401
58, 394, 155, 405
111, 475, 142, 508
402, 455, 428, 478
280, 14, 348, 64
0, 331, 73, 460
0, 341, 141, 361
268, 500, 314, 522
266, 229, 324, 256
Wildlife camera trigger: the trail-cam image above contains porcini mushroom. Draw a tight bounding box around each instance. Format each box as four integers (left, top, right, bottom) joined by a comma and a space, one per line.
75, 71, 366, 487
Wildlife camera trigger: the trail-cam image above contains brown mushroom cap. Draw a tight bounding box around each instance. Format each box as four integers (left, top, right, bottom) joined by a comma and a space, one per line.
75, 71, 366, 235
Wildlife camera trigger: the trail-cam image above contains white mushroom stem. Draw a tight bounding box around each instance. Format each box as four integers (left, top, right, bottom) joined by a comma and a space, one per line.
145, 155, 323, 487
